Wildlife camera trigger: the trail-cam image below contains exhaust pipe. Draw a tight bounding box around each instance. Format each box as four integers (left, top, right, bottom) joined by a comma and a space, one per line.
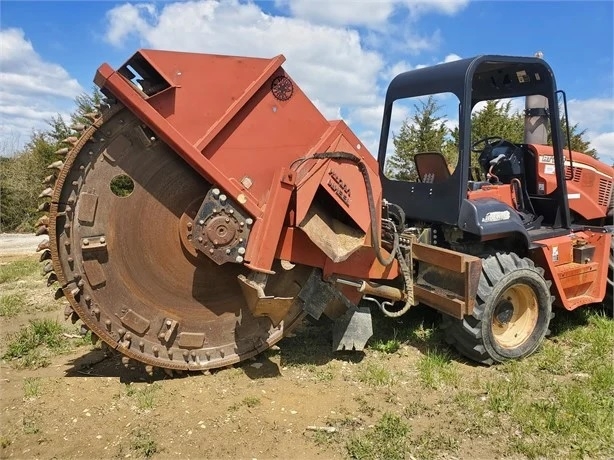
524, 51, 549, 145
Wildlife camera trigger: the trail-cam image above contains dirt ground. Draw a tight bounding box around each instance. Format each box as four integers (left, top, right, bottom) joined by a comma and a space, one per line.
0, 234, 612, 460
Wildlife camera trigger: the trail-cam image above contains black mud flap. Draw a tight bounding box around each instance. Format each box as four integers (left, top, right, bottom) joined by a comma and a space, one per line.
332, 305, 373, 351
298, 269, 352, 320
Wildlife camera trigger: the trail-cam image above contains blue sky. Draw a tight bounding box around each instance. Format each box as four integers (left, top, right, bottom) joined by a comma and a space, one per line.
1, 0, 613, 162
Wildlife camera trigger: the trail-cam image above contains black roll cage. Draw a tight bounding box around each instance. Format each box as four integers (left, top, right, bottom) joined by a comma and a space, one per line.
377, 55, 571, 232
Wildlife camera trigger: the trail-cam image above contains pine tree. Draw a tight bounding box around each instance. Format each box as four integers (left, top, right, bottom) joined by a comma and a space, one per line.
0, 88, 103, 231
386, 96, 451, 180
554, 116, 597, 159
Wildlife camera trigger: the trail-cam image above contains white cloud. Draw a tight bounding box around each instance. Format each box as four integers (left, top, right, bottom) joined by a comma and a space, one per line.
404, 0, 470, 16
275, 0, 469, 27
589, 131, 614, 165
277, 0, 394, 27
565, 98, 614, 162
0, 28, 83, 154
104, 0, 382, 113
567, 98, 614, 134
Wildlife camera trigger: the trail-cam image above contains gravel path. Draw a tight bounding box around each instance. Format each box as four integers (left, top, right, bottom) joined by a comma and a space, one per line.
0, 233, 47, 256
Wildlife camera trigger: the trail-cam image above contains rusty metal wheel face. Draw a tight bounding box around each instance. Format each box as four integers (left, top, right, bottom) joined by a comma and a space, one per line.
491, 283, 539, 349
50, 108, 310, 371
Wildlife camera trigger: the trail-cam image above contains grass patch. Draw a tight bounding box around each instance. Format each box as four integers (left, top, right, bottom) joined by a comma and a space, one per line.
125, 383, 160, 411
23, 377, 41, 398
0, 258, 39, 284
0, 436, 11, 448
370, 337, 401, 354
411, 429, 460, 459
0, 292, 25, 317
346, 412, 409, 460
242, 396, 261, 408
311, 429, 338, 447
354, 395, 375, 417
308, 364, 334, 382
22, 414, 40, 435
2, 319, 73, 368
454, 310, 614, 459
356, 362, 395, 386
130, 427, 159, 458
416, 348, 458, 389
510, 381, 614, 458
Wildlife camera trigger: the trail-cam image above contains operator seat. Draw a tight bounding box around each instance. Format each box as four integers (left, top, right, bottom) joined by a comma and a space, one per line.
414, 152, 451, 184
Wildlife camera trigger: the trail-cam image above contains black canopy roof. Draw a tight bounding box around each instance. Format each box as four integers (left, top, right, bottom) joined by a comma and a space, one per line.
385, 55, 557, 104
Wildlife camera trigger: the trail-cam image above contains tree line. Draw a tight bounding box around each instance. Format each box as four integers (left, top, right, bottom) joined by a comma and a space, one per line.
386, 96, 597, 181
1, 91, 101, 232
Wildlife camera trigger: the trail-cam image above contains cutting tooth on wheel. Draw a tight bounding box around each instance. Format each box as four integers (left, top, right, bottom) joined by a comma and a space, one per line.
39, 187, 54, 198
64, 305, 74, 320
35, 225, 49, 236
35, 215, 50, 227
47, 160, 64, 170
39, 249, 51, 262
47, 273, 58, 286
71, 123, 86, 132
42, 174, 56, 185
84, 112, 100, 122
36, 239, 50, 252
42, 261, 53, 275
55, 147, 70, 156
55, 288, 65, 300
163, 368, 174, 378
91, 333, 99, 345
70, 311, 80, 324
62, 136, 78, 146
38, 202, 51, 212
46, 105, 313, 373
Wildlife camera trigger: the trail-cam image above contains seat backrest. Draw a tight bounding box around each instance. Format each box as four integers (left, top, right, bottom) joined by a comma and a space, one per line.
414, 152, 451, 184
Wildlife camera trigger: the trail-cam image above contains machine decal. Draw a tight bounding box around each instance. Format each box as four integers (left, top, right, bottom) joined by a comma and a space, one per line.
516, 70, 530, 83
327, 169, 351, 206
481, 210, 511, 223
552, 246, 559, 262
539, 155, 555, 164
568, 193, 581, 200
544, 164, 555, 175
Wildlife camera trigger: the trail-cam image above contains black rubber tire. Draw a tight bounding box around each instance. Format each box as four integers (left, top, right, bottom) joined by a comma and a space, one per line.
441, 252, 554, 365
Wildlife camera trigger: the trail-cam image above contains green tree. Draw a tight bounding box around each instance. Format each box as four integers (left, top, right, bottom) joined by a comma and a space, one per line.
0, 88, 103, 232
386, 96, 452, 180
553, 116, 597, 159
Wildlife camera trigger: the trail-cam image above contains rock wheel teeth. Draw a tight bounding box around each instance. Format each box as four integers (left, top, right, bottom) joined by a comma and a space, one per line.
62, 136, 78, 146
47, 161, 64, 170
39, 187, 53, 198
36, 239, 50, 252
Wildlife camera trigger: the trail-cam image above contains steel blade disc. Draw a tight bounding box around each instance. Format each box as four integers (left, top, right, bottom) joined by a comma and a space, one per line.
49, 107, 310, 371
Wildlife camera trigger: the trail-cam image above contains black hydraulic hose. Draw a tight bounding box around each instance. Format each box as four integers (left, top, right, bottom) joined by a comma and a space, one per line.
292, 151, 398, 267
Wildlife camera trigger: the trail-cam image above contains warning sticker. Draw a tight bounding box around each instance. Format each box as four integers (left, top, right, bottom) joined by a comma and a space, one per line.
552, 246, 559, 262
544, 165, 555, 175
539, 155, 555, 164
516, 70, 530, 83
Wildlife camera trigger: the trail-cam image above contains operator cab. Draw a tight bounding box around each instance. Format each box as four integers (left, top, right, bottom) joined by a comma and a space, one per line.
378, 55, 571, 250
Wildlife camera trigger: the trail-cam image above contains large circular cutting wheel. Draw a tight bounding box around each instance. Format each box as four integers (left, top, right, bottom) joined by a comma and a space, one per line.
41, 104, 311, 372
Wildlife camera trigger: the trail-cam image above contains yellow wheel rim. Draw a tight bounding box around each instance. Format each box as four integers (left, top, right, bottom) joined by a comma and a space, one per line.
491, 283, 539, 349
